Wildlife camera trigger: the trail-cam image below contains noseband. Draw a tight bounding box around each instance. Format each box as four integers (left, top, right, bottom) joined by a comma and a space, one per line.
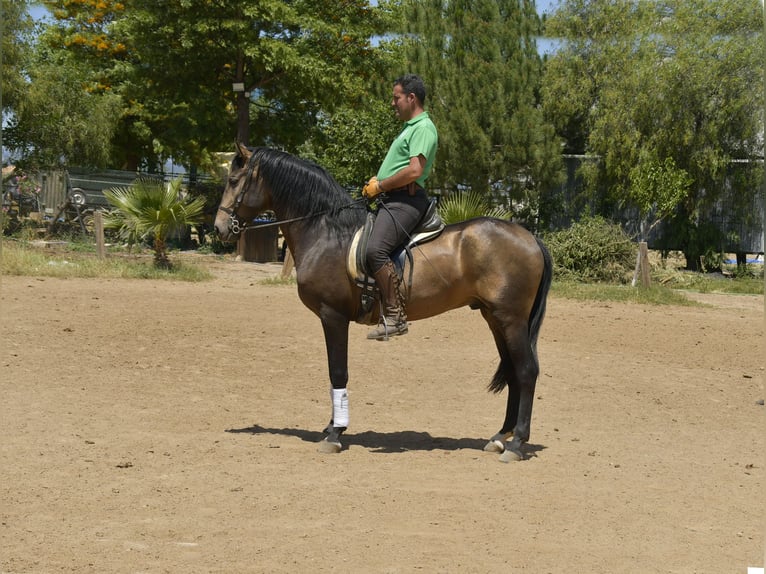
217, 152, 259, 235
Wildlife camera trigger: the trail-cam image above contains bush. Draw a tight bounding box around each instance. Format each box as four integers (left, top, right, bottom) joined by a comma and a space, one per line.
543, 216, 636, 283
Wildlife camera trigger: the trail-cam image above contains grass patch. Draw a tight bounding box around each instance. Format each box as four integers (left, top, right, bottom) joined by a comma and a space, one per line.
551, 280, 702, 306
657, 271, 763, 295
259, 274, 296, 286
1, 239, 212, 281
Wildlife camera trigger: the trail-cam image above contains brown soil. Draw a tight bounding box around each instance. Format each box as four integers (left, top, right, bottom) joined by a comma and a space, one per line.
1, 257, 763, 573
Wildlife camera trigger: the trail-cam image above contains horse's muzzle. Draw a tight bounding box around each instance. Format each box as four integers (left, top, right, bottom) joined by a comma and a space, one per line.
213, 212, 239, 243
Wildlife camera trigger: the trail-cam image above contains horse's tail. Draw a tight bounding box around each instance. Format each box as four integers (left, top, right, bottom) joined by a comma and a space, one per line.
488, 236, 552, 394
528, 236, 553, 351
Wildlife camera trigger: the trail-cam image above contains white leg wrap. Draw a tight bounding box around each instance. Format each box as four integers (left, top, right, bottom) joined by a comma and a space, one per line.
331, 388, 349, 428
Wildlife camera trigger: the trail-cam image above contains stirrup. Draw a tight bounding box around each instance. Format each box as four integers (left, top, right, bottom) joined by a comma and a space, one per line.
366, 316, 408, 341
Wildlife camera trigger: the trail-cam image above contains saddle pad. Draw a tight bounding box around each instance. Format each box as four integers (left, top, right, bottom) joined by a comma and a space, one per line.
346, 225, 445, 283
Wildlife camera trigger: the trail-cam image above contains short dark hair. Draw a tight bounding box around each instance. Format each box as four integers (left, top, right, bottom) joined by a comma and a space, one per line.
394, 74, 427, 105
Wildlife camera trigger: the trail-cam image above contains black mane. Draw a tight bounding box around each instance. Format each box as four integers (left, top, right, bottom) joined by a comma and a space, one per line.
246, 147, 365, 237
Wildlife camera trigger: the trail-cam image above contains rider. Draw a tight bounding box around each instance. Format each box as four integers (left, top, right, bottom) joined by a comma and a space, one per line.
362, 74, 439, 341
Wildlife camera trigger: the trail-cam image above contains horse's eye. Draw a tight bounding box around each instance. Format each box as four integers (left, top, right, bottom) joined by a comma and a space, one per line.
228, 177, 238, 187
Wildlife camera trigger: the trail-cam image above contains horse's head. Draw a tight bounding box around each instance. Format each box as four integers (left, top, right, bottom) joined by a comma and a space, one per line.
214, 143, 272, 241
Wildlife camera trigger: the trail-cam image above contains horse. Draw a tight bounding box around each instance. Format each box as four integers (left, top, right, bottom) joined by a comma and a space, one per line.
214, 143, 553, 462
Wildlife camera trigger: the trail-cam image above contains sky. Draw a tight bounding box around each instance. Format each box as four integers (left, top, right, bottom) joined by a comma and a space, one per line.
536, 0, 560, 15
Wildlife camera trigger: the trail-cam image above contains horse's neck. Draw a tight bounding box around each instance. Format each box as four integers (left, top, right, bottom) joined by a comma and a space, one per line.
281, 223, 349, 271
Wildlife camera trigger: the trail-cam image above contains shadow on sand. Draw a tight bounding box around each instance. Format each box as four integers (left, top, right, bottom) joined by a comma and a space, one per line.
226, 424, 545, 457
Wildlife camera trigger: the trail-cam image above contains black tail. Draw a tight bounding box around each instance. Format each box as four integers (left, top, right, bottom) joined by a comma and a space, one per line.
528, 236, 553, 351
488, 236, 552, 394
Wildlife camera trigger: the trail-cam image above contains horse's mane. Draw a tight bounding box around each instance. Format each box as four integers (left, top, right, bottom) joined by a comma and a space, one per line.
245, 147, 365, 238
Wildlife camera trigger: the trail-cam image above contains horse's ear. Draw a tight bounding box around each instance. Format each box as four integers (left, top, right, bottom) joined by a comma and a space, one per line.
235, 141, 251, 161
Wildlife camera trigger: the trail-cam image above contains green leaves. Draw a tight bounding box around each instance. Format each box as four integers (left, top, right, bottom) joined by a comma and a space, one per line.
542, 0, 762, 264
437, 191, 511, 225
401, 0, 560, 216
628, 154, 691, 236
103, 177, 205, 267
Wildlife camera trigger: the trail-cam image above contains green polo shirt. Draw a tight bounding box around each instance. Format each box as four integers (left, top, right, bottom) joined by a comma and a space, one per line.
377, 111, 438, 188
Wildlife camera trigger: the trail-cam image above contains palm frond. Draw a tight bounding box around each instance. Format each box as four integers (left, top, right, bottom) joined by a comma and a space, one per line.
437, 191, 512, 224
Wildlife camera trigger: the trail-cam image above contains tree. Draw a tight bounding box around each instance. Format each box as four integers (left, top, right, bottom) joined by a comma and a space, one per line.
1, 0, 34, 115
34, 1, 394, 170
3, 52, 122, 169
111, 0, 391, 166
628, 153, 692, 241
39, 0, 154, 170
542, 0, 763, 269
400, 0, 562, 221
103, 177, 205, 269
298, 99, 401, 188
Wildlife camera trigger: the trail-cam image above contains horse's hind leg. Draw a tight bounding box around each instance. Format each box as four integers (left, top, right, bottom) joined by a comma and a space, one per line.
482, 310, 539, 462
482, 322, 517, 452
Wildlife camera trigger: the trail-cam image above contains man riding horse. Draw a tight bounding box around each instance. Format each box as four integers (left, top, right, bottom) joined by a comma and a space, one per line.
362, 74, 439, 341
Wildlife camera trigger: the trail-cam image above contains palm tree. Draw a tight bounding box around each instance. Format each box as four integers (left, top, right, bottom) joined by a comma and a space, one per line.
103, 177, 205, 269
437, 191, 511, 225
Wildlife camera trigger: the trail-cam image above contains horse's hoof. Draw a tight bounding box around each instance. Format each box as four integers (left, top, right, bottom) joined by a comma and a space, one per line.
484, 432, 512, 453
483, 439, 505, 453
499, 449, 523, 463
318, 439, 342, 454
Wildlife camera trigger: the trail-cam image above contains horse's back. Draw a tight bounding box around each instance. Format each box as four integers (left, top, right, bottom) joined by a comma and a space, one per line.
406, 217, 546, 319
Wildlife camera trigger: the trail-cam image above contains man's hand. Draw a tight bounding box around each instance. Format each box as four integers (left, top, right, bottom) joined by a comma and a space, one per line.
362, 176, 383, 198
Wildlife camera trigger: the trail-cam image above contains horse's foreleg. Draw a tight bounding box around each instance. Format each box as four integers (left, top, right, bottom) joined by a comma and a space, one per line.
318, 311, 350, 454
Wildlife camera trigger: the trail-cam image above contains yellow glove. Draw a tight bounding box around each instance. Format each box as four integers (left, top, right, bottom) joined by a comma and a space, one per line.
362, 176, 383, 198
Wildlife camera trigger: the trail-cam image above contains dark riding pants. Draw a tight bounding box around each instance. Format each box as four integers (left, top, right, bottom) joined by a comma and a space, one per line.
366, 188, 429, 273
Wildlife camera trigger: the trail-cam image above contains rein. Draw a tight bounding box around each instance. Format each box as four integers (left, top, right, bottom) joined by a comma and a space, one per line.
218, 152, 366, 235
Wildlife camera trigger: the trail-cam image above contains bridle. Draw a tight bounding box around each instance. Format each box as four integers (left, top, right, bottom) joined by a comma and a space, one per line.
216, 152, 260, 235
217, 152, 367, 236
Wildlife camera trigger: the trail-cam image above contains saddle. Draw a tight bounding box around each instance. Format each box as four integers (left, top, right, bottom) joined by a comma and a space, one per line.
347, 198, 445, 321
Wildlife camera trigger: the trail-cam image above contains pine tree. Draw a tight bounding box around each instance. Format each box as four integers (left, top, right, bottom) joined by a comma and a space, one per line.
401, 0, 561, 217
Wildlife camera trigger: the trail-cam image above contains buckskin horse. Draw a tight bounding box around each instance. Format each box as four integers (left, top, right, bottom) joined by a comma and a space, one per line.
214, 144, 552, 462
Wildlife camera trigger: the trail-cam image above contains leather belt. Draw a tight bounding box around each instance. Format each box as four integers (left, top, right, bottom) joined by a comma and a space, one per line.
386, 183, 424, 196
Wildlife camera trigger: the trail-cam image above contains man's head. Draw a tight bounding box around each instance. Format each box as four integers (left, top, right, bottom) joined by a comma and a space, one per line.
391, 74, 427, 122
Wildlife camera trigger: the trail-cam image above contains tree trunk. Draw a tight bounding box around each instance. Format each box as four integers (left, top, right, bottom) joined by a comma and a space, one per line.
153, 237, 171, 269
683, 249, 702, 272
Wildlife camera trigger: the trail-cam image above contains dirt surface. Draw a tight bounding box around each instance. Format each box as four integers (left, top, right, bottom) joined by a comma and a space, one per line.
1, 257, 764, 573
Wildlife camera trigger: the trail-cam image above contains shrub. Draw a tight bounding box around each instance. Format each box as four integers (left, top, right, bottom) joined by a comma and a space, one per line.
543, 216, 636, 283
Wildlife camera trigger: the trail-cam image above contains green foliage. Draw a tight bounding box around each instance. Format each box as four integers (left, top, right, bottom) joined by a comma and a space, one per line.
103, 178, 205, 268
542, 215, 636, 282
542, 0, 762, 267
298, 100, 400, 188
1, 0, 34, 113
437, 191, 511, 225
15, 0, 395, 171
401, 0, 562, 202
628, 153, 692, 238
3, 57, 122, 169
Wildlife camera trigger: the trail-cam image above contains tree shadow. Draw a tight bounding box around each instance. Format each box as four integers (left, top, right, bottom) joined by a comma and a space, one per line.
226, 424, 546, 457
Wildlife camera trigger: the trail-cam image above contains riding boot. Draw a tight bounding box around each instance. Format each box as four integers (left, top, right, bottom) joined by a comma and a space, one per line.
367, 261, 408, 340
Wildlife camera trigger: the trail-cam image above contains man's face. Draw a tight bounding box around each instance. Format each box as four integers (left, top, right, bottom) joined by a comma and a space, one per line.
391, 84, 416, 122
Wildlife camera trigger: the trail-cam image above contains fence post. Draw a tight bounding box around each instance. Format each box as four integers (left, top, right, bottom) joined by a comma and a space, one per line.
94, 211, 105, 259
631, 241, 651, 287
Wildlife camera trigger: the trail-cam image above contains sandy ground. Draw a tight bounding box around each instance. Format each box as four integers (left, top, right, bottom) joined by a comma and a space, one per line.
1, 257, 764, 573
